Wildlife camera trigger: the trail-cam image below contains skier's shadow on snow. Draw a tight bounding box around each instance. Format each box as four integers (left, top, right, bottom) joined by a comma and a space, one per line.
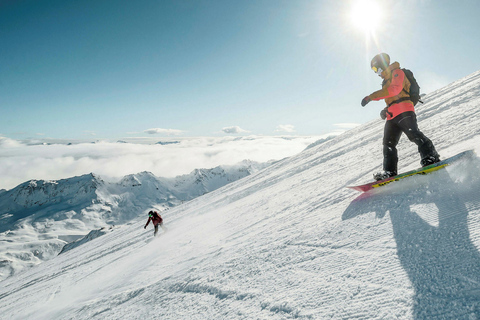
343, 170, 480, 319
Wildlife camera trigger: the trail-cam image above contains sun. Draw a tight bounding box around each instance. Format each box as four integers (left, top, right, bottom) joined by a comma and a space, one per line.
349, 0, 382, 34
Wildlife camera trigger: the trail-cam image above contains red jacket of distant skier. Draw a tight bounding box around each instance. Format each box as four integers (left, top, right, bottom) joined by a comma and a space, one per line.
145, 212, 163, 227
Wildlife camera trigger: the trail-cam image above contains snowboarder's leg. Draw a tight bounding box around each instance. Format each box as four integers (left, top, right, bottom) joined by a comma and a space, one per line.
383, 120, 402, 175
396, 112, 440, 165
154, 224, 158, 237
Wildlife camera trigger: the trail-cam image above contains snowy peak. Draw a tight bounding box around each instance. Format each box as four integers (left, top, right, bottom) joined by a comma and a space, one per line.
0, 160, 272, 281
2, 173, 103, 211
119, 174, 143, 187
118, 171, 162, 188
172, 160, 273, 198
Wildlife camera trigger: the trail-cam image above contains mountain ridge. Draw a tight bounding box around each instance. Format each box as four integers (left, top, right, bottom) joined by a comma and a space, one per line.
0, 160, 273, 281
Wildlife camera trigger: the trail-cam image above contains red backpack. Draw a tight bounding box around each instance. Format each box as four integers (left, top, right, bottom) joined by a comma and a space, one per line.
152, 211, 162, 223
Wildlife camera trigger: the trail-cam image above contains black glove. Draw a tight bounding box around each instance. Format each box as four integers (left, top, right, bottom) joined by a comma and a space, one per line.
361, 96, 371, 107
144, 226, 146, 229
380, 108, 392, 120
380, 108, 387, 120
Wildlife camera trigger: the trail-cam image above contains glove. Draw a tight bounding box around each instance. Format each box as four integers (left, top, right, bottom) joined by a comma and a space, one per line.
144, 226, 146, 229
361, 96, 371, 107
380, 108, 392, 120
380, 109, 387, 120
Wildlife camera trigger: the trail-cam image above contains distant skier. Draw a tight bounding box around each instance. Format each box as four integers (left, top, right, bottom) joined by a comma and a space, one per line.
361, 53, 440, 180
144, 210, 165, 237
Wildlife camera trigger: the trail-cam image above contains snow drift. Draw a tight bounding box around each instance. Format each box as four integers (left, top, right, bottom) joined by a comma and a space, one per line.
1, 71, 480, 319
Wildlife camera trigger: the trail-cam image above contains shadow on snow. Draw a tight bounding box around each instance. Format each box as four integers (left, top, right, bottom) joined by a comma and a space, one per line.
343, 161, 480, 319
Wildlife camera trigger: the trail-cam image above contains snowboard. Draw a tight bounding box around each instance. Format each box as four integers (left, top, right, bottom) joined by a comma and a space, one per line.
347, 150, 475, 192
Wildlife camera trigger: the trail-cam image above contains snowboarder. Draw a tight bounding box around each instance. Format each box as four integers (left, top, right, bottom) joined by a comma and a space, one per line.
144, 210, 165, 236
361, 53, 440, 181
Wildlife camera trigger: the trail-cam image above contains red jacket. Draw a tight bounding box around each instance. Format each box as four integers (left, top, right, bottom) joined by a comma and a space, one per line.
368, 62, 415, 120
145, 212, 163, 227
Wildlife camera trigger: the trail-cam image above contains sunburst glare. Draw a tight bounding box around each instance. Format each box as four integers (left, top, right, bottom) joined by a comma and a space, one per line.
350, 0, 383, 34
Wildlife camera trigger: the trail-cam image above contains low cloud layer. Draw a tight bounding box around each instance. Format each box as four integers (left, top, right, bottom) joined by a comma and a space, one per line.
0, 136, 322, 190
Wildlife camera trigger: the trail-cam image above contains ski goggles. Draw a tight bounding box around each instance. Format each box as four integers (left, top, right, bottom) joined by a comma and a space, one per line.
371, 66, 383, 75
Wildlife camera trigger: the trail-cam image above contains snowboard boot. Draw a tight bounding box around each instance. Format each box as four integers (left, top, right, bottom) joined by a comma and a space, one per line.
420, 154, 441, 167
373, 170, 397, 181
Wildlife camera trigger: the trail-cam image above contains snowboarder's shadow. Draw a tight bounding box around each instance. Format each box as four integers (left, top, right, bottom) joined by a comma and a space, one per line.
343, 170, 480, 318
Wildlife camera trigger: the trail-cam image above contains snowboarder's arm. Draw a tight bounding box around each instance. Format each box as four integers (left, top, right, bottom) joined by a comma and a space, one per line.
144, 217, 151, 228
369, 69, 405, 101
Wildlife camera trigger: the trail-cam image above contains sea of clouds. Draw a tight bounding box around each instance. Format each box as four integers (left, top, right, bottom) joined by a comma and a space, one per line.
0, 135, 330, 191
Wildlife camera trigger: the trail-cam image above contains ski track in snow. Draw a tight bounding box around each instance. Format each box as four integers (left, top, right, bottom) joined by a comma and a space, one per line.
1, 71, 480, 319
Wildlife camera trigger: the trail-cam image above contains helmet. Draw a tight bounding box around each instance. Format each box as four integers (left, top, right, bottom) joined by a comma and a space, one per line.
370, 53, 390, 73
148, 210, 154, 216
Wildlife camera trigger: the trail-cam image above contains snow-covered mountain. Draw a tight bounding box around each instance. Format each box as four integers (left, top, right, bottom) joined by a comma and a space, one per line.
0, 160, 272, 281
1, 71, 480, 319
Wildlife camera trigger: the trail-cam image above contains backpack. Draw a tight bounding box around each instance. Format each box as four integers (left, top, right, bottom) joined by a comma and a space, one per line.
401, 68, 422, 106
153, 212, 163, 223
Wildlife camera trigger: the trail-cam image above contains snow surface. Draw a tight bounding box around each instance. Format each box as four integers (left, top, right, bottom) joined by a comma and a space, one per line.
0, 160, 272, 281
1, 71, 480, 319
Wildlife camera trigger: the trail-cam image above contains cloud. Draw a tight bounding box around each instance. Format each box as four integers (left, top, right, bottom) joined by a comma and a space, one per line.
0, 137, 23, 148
144, 128, 185, 135
0, 136, 322, 190
275, 124, 296, 133
222, 126, 249, 134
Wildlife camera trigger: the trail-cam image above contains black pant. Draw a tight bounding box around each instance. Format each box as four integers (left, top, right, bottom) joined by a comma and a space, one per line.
154, 223, 165, 236
383, 112, 438, 173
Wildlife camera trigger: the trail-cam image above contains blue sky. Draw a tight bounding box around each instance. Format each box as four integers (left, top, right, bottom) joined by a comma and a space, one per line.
2, 0, 480, 140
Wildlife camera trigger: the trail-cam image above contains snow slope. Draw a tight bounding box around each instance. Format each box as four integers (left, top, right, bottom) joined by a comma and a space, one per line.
0, 160, 272, 281
1, 71, 480, 319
